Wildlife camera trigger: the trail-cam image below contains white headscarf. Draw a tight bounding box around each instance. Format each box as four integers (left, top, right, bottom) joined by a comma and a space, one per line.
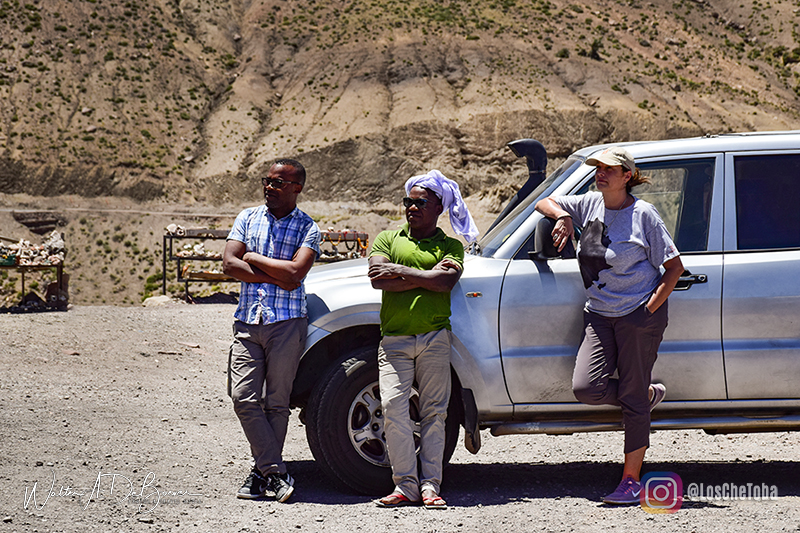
404, 170, 479, 243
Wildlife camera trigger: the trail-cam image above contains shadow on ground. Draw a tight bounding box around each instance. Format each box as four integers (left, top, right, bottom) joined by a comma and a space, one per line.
284, 459, 800, 507
187, 291, 239, 304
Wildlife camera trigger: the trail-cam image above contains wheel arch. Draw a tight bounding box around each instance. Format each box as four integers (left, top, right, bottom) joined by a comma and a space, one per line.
291, 324, 382, 409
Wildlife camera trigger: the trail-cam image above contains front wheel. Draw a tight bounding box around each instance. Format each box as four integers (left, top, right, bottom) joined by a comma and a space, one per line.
305, 345, 461, 495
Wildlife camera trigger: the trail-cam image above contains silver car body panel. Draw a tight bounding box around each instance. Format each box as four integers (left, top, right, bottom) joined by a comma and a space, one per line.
720, 149, 800, 399
304, 259, 379, 329
449, 255, 515, 417
722, 249, 800, 398
304, 259, 380, 356
504, 253, 727, 411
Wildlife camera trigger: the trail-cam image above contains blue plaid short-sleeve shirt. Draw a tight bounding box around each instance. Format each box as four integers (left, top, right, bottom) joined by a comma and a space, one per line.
227, 205, 321, 325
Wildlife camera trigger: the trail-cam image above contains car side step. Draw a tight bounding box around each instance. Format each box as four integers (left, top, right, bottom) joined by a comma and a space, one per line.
490, 415, 800, 436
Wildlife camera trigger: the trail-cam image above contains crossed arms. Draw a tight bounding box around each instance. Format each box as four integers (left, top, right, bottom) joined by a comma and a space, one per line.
223, 239, 316, 292
368, 255, 462, 293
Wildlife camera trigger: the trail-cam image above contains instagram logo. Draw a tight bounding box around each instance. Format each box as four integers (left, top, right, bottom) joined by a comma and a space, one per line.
641, 472, 683, 513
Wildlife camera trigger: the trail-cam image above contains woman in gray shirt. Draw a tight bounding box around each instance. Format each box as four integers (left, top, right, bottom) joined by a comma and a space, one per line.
536, 146, 684, 505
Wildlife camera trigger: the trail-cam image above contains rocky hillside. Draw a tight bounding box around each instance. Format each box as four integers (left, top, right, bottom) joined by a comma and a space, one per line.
1, 0, 799, 207
2, 0, 800, 307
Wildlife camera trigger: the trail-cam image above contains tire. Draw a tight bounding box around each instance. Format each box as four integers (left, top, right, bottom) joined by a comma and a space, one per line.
305, 345, 461, 495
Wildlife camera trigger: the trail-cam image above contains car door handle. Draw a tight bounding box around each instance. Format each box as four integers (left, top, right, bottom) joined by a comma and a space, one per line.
674, 271, 707, 291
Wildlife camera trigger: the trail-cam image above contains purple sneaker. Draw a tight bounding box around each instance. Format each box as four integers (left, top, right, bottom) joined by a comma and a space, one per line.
649, 383, 667, 412
602, 476, 641, 504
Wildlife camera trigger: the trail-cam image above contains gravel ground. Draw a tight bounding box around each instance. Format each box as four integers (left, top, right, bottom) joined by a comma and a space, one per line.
2, 305, 800, 532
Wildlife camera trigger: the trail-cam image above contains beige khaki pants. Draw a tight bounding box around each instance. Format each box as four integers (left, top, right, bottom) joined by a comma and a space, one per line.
228, 318, 306, 476
378, 329, 452, 501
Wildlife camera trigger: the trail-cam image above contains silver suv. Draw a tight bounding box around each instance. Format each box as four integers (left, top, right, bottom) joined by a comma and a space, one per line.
293, 131, 800, 494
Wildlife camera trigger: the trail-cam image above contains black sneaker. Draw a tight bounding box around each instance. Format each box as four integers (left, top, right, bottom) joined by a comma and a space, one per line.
266, 472, 295, 503
237, 468, 268, 499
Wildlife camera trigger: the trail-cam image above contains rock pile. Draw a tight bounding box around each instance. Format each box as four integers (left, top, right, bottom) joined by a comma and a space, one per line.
1, 230, 66, 266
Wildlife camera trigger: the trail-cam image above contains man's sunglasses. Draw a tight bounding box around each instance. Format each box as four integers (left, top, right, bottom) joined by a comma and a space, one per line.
402, 197, 428, 209
262, 177, 299, 189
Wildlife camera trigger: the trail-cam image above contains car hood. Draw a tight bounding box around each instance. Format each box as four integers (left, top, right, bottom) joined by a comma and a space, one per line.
306, 258, 369, 286
305, 258, 378, 328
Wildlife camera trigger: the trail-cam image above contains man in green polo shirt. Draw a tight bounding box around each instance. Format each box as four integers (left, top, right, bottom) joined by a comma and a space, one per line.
369, 170, 477, 509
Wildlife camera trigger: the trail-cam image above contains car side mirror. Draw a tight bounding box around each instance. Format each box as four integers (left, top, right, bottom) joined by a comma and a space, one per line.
529, 217, 576, 261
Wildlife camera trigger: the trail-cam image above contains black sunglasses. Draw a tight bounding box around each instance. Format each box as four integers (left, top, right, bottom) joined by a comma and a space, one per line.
262, 177, 299, 189
402, 197, 428, 209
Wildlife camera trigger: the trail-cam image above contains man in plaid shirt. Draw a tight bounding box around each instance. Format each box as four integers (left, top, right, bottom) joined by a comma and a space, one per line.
223, 158, 320, 502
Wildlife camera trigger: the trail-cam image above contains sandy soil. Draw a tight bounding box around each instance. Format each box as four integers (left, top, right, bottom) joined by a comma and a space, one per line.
2, 305, 800, 532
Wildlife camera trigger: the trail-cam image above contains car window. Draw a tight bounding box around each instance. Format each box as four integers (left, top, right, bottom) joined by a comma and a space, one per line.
734, 154, 800, 250
576, 158, 716, 252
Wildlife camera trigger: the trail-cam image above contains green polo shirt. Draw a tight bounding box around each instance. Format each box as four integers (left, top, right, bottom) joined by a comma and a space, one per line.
370, 223, 465, 336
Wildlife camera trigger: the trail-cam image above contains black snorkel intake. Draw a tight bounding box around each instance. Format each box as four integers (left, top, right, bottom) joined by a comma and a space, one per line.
487, 139, 548, 233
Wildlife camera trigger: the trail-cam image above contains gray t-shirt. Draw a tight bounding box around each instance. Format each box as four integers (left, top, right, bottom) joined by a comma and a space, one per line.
554, 191, 679, 317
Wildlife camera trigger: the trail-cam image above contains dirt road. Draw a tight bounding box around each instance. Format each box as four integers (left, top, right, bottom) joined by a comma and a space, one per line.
2, 305, 799, 532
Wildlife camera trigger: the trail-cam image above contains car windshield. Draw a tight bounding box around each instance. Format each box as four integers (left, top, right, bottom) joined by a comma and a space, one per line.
474, 155, 584, 257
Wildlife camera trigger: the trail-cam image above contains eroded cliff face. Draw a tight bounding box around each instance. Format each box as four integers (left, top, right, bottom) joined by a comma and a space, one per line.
1, 0, 798, 205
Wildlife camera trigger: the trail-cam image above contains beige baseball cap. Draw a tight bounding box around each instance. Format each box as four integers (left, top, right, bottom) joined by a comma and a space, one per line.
586, 146, 636, 173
